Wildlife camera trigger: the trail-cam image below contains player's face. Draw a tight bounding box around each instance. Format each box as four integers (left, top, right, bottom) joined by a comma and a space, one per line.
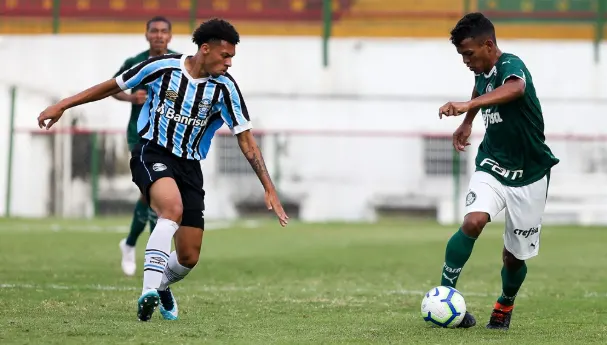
456, 37, 494, 74
201, 41, 236, 78
146, 21, 172, 52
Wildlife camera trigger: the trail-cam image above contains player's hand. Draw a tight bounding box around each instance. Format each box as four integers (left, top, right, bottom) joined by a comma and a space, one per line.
37, 104, 65, 130
439, 101, 471, 118
264, 190, 289, 227
131, 90, 147, 105
453, 123, 472, 152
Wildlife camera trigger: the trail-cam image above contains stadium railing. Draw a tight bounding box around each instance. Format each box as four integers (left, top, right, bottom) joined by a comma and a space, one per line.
5, 83, 607, 225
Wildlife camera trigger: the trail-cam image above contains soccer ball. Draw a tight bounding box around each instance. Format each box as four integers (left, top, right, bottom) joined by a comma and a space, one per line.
420, 286, 466, 328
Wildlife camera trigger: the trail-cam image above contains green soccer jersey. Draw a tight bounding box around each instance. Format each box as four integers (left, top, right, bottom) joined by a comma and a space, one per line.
473, 53, 559, 187
113, 49, 178, 150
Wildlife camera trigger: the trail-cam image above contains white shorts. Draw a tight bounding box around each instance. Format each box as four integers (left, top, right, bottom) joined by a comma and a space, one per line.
465, 171, 549, 260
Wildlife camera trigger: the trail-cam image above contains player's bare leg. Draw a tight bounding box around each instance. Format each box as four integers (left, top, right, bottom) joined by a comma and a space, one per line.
137, 177, 183, 322
440, 211, 489, 328
156, 225, 203, 320
487, 247, 526, 330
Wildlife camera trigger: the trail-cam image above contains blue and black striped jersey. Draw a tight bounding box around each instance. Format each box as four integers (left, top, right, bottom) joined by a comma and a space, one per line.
115, 54, 252, 160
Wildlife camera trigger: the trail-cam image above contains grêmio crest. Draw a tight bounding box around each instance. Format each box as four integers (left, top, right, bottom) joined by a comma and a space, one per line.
198, 99, 212, 116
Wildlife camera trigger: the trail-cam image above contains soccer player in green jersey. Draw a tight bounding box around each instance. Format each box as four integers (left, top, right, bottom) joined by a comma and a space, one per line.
114, 16, 178, 277
438, 13, 560, 330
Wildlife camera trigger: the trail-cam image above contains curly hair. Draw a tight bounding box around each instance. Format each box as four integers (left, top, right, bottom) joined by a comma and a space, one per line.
192, 18, 240, 47
450, 12, 496, 47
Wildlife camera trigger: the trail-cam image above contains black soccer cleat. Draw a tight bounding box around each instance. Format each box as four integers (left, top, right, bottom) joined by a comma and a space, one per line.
158, 288, 175, 311
456, 311, 477, 328
486, 307, 513, 330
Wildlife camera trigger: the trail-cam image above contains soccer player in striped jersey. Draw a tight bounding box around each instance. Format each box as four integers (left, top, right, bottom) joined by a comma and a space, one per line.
112, 16, 179, 278
38, 18, 289, 322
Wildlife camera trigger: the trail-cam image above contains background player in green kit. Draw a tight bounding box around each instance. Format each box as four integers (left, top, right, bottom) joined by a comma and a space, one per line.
113, 16, 178, 277
438, 13, 559, 330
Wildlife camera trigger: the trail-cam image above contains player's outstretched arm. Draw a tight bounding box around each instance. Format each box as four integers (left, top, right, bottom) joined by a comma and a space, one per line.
236, 129, 289, 227
111, 90, 148, 105
38, 79, 122, 130
439, 87, 480, 119
439, 79, 524, 118
468, 78, 525, 109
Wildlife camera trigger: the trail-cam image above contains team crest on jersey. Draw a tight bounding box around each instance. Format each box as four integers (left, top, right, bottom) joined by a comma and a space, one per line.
465, 191, 477, 206
486, 84, 493, 93
165, 90, 178, 101
198, 99, 212, 116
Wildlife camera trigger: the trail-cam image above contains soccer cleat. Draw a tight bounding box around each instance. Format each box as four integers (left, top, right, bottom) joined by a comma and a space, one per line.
137, 290, 160, 321
119, 239, 136, 276
486, 303, 513, 330
158, 287, 179, 320
456, 311, 477, 328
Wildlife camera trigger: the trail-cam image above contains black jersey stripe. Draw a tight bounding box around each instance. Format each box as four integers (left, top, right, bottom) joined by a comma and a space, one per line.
180, 82, 207, 158
224, 72, 250, 121
121, 55, 179, 84
191, 86, 222, 159
140, 67, 178, 87
217, 83, 239, 127
138, 90, 154, 137
152, 71, 173, 143
165, 74, 189, 153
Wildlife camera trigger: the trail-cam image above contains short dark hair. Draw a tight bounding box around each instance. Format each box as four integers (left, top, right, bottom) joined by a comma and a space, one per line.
192, 18, 240, 48
146, 16, 172, 31
450, 12, 496, 47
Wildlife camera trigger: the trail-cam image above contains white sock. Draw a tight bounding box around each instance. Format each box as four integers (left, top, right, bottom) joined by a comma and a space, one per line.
142, 218, 179, 294
159, 251, 192, 291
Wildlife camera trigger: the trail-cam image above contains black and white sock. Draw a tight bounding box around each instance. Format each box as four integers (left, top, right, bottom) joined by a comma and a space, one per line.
158, 251, 192, 291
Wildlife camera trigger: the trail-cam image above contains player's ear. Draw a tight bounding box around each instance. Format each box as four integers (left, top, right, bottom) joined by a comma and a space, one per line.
200, 43, 211, 55
484, 39, 495, 51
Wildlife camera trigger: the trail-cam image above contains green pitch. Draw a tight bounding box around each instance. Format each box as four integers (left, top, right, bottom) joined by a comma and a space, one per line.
1, 217, 606, 344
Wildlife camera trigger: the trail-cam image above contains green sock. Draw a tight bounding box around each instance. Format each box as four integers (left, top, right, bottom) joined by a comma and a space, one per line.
125, 199, 149, 246
497, 263, 527, 306
440, 228, 477, 288
148, 207, 158, 233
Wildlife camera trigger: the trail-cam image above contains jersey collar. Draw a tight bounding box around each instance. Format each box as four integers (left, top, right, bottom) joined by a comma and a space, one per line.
180, 55, 209, 83
483, 65, 497, 79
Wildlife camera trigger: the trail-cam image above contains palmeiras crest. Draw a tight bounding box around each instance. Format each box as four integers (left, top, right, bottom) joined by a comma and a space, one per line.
465, 191, 477, 206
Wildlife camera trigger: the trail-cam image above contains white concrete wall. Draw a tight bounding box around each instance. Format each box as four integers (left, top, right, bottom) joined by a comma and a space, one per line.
1, 35, 607, 222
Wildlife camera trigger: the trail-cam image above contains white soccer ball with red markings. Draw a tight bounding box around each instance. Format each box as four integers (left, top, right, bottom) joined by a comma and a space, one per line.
420, 286, 467, 328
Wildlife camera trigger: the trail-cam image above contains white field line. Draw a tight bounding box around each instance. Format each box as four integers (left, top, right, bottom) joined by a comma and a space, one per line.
9, 283, 602, 299
0, 283, 257, 292
0, 220, 263, 233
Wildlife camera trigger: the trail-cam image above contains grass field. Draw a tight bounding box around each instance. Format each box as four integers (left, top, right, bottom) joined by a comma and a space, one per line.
1, 217, 607, 344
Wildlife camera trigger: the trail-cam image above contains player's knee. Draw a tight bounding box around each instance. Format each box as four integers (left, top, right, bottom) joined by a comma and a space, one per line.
177, 248, 200, 268
158, 202, 183, 224
461, 212, 489, 238
502, 248, 524, 270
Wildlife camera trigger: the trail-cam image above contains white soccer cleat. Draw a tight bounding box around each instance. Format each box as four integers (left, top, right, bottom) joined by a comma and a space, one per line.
119, 238, 136, 276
